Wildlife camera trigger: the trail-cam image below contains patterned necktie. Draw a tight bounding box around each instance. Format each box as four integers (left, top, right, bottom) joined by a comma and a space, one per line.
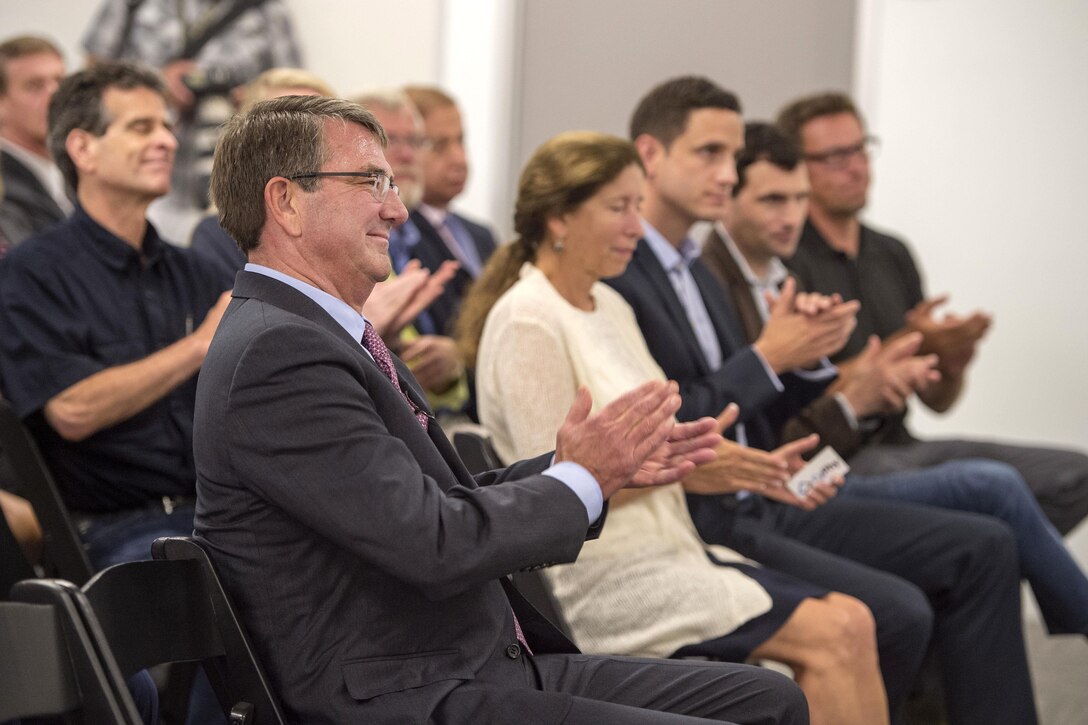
363, 321, 530, 653
361, 321, 429, 430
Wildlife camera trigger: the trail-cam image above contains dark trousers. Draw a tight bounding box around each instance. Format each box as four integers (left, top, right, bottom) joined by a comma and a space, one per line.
692, 493, 1037, 725
434, 615, 809, 724
849, 436, 1088, 536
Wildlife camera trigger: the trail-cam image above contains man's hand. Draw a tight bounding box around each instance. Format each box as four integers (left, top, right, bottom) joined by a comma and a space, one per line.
904, 296, 991, 378
366, 260, 458, 340
682, 409, 822, 500
160, 59, 199, 112
834, 333, 940, 417
555, 381, 687, 499
754, 278, 860, 373
630, 416, 720, 487
192, 291, 232, 354
402, 335, 463, 392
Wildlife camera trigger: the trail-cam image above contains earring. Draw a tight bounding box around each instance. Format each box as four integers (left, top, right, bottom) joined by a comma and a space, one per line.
553, 237, 566, 252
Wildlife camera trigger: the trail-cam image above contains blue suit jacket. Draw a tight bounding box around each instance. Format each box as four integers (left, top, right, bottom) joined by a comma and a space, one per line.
605, 240, 829, 451
407, 209, 497, 335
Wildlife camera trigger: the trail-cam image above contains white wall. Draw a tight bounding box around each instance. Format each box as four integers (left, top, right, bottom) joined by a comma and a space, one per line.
0, 1, 443, 99
5, 1, 1086, 468
856, 0, 1088, 454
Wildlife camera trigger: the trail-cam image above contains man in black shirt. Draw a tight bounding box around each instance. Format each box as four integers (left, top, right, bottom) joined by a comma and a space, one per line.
779, 91, 1088, 535
0, 61, 231, 568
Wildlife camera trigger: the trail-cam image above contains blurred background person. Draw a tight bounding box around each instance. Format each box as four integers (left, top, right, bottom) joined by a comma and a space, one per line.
0, 35, 70, 246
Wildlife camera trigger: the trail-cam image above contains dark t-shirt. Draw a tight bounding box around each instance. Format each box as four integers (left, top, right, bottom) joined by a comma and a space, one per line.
786, 220, 925, 361
786, 219, 925, 444
0, 206, 231, 512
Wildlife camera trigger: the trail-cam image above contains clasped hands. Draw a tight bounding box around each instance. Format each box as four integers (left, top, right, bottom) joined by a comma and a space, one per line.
904, 295, 991, 379
365, 259, 459, 340
754, 278, 860, 373
833, 332, 941, 417
553, 381, 721, 500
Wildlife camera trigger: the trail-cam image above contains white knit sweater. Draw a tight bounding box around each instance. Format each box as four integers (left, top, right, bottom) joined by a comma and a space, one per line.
476, 264, 772, 658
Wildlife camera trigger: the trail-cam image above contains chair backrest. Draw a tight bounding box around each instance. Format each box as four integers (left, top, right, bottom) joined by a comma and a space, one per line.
0, 502, 36, 598
451, 428, 503, 475
153, 536, 288, 725
0, 399, 93, 584
5, 582, 142, 723
448, 428, 575, 638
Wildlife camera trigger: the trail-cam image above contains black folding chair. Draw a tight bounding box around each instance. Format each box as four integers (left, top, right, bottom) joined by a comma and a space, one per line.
0, 399, 93, 584
2, 587, 142, 723
452, 427, 504, 475
151, 536, 286, 725
0, 501, 35, 599
14, 543, 285, 725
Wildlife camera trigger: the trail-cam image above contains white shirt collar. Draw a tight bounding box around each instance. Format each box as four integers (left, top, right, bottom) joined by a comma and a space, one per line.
244, 263, 370, 345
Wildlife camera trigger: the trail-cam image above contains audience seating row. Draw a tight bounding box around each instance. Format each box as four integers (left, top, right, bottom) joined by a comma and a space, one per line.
0, 536, 284, 725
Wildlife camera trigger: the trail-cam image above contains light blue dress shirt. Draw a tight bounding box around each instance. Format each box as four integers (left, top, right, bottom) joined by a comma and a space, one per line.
244, 263, 603, 521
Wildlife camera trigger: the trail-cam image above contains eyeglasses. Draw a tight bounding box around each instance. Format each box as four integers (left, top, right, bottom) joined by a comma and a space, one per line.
803, 136, 880, 169
385, 133, 432, 151
286, 171, 400, 202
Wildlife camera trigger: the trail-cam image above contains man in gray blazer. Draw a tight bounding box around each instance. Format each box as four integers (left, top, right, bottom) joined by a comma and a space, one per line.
194, 95, 807, 724
0, 35, 70, 246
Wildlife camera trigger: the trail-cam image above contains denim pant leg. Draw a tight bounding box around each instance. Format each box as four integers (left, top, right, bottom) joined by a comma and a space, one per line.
79, 504, 197, 569
842, 459, 1088, 634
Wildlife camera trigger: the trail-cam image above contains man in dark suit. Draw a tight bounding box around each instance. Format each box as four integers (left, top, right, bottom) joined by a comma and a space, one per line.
195, 94, 807, 725
403, 85, 498, 336
0, 35, 70, 245
605, 76, 1037, 724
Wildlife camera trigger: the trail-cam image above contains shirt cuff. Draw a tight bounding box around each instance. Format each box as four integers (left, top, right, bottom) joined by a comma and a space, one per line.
749, 346, 785, 392
793, 357, 839, 381
833, 392, 860, 431
544, 460, 603, 524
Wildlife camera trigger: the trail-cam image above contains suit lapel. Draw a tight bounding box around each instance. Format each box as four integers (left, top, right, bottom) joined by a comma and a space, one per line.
231, 271, 476, 486
631, 241, 712, 375
691, 260, 749, 360
0, 151, 65, 220
701, 229, 765, 344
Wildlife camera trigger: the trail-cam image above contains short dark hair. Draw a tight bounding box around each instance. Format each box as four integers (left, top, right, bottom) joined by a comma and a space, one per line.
47, 61, 166, 191
629, 76, 741, 147
402, 85, 457, 120
211, 95, 386, 253
0, 35, 62, 95
734, 122, 802, 196
776, 91, 863, 148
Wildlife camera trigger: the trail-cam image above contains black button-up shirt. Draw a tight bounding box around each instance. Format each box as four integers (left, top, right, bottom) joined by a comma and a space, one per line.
0, 205, 231, 512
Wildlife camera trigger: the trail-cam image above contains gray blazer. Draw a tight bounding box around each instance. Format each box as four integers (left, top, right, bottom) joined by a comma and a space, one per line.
0, 150, 66, 246
194, 271, 594, 724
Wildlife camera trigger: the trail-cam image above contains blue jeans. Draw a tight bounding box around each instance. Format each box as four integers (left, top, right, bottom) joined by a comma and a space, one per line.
77, 502, 197, 569
841, 459, 1088, 635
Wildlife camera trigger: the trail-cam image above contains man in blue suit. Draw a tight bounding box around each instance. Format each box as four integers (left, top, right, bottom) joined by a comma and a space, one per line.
402, 85, 498, 337
605, 75, 1037, 725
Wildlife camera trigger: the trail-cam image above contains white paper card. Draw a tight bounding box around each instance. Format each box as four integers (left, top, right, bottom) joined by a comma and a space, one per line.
787, 446, 850, 499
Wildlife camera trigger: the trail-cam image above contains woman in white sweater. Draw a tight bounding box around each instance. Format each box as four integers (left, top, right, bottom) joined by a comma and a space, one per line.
459, 131, 889, 725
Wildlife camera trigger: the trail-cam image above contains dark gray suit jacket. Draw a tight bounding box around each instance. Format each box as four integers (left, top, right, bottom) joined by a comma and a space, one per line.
0, 150, 67, 246
194, 271, 593, 724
